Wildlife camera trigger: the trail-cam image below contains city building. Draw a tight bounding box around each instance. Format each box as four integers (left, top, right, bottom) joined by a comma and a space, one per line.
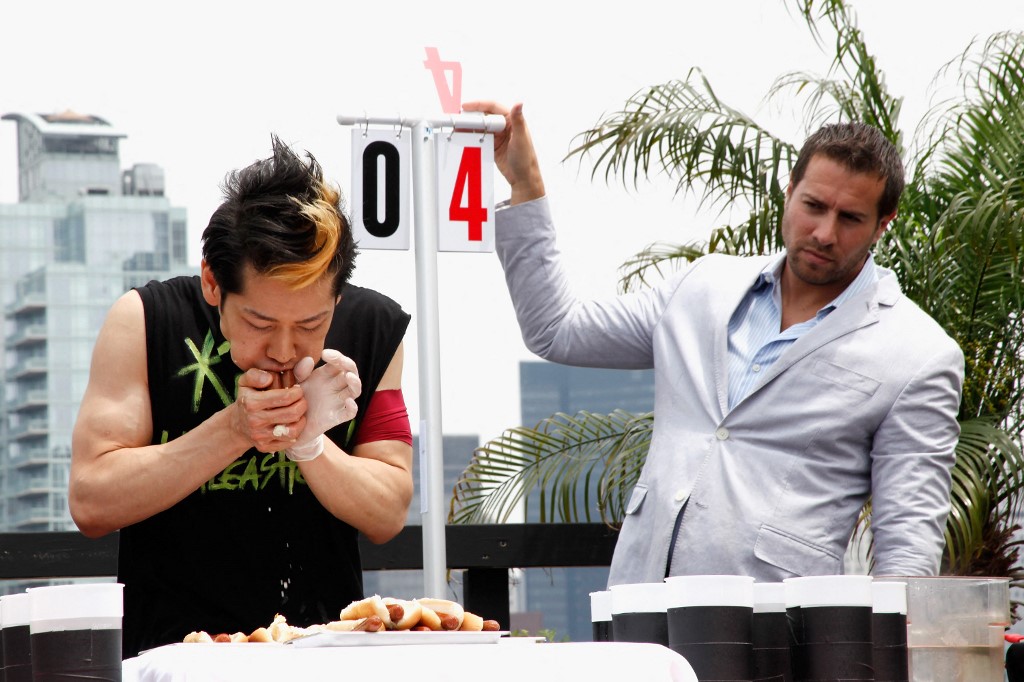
0, 111, 195, 532
518, 360, 655, 641
362, 433, 479, 602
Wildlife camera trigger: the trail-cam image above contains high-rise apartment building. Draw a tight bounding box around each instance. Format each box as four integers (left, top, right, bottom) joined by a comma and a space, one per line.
518, 360, 655, 641
0, 111, 196, 532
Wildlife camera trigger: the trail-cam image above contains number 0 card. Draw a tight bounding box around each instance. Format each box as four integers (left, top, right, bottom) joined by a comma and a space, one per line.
351, 128, 411, 250
435, 132, 494, 252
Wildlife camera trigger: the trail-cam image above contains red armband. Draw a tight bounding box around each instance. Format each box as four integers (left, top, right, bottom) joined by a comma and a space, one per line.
353, 389, 413, 446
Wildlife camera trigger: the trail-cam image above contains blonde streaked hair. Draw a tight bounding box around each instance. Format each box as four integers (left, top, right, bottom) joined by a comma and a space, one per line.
202, 135, 357, 298
267, 182, 344, 290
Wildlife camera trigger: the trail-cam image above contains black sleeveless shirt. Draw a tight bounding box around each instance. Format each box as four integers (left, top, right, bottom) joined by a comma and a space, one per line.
120, 276, 410, 657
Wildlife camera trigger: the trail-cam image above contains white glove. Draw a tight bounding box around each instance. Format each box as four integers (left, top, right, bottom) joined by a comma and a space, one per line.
285, 349, 362, 461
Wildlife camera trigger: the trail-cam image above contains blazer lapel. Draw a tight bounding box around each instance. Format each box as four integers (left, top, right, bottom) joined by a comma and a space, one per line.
712, 256, 778, 417
740, 270, 902, 401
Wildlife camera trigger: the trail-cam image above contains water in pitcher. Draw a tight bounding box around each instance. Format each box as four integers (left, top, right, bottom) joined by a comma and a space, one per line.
909, 643, 1004, 682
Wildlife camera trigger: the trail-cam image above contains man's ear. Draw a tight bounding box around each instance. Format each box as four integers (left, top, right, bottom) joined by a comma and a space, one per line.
200, 261, 222, 307
873, 211, 897, 244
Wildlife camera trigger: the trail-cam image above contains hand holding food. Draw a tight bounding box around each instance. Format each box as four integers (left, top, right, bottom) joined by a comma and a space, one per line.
285, 349, 362, 462
233, 368, 306, 453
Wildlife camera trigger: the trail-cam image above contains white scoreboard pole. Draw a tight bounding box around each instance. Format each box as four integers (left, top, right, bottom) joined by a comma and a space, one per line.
338, 113, 505, 599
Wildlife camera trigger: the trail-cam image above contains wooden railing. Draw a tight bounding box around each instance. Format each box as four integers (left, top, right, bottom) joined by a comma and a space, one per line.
0, 523, 619, 629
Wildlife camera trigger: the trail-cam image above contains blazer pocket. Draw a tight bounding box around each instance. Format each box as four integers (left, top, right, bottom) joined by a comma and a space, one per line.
810, 359, 881, 396
754, 524, 841, 577
625, 484, 648, 515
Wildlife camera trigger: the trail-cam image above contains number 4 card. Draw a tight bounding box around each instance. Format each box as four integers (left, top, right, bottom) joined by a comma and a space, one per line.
435, 132, 494, 252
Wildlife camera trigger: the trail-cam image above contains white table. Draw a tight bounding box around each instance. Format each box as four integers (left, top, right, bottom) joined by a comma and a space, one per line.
123, 639, 696, 682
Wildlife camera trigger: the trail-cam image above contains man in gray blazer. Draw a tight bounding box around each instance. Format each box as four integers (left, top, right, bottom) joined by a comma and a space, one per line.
466, 100, 965, 583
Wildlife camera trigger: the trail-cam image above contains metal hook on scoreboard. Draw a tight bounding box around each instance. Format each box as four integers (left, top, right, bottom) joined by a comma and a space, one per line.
477, 112, 487, 143
394, 114, 403, 139
361, 112, 369, 138
446, 116, 455, 142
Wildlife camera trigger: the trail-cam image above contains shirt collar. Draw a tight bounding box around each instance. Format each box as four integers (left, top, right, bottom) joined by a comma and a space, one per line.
751, 253, 787, 293
751, 252, 879, 314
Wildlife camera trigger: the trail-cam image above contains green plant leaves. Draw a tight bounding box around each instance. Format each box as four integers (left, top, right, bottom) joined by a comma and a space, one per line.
449, 411, 652, 526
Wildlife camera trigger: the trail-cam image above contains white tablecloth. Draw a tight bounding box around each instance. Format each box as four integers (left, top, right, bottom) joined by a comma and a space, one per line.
123, 639, 696, 682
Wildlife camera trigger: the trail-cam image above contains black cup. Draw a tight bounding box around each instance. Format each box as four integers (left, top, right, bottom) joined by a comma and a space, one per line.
668, 605, 753, 645
872, 611, 909, 681
611, 611, 669, 646
31, 628, 122, 682
787, 605, 873, 682
673, 641, 754, 681
592, 618, 612, 642
3, 623, 31, 682
753, 610, 792, 681
787, 605, 872, 644
667, 605, 755, 681
791, 641, 874, 681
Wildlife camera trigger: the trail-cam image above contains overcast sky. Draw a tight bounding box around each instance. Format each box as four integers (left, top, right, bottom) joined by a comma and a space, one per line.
1, 0, 1020, 447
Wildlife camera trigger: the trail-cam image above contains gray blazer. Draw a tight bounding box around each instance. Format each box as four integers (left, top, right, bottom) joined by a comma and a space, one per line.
495, 198, 964, 583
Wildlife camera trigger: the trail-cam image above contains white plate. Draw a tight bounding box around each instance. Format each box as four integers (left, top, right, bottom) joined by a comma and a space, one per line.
285, 630, 509, 648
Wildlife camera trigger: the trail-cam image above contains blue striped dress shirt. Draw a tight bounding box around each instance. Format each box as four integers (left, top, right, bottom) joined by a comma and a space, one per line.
726, 253, 880, 410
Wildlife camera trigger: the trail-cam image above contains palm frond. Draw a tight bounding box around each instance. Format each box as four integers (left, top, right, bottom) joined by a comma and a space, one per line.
929, 32, 1024, 201
567, 69, 794, 248
449, 410, 652, 526
943, 419, 1024, 574
784, 0, 903, 145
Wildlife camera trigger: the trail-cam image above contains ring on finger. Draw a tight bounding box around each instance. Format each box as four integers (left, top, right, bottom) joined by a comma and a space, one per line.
272, 424, 289, 438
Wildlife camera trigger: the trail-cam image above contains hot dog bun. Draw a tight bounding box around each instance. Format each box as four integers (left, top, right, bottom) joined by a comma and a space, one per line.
460, 611, 484, 632
267, 614, 307, 642
415, 604, 442, 631
340, 594, 390, 623
248, 627, 273, 643
382, 597, 422, 630
416, 598, 464, 630
322, 615, 384, 632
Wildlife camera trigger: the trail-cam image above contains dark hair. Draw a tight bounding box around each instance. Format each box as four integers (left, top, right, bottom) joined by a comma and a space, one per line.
790, 122, 905, 218
201, 135, 356, 297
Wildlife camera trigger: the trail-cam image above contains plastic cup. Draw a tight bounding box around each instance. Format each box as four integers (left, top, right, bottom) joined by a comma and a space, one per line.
2, 593, 32, 682
872, 582, 909, 682
609, 582, 669, 646
785, 575, 874, 681
664, 575, 754, 681
0, 596, 6, 680
28, 583, 123, 682
752, 582, 792, 681
589, 590, 612, 642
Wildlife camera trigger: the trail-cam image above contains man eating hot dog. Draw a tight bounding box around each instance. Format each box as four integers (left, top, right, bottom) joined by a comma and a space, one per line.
69, 136, 413, 658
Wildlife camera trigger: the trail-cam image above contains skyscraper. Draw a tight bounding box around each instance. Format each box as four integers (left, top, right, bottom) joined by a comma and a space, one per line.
518, 360, 654, 641
1, 111, 196, 531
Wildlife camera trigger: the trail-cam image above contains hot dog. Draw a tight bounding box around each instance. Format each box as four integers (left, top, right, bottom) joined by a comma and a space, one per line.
416, 598, 465, 630
382, 597, 422, 630
323, 615, 384, 632
181, 597, 501, 643
270, 370, 296, 389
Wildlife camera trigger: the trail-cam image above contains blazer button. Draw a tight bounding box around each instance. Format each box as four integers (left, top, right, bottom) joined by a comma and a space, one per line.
715, 427, 730, 441
675, 489, 686, 502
